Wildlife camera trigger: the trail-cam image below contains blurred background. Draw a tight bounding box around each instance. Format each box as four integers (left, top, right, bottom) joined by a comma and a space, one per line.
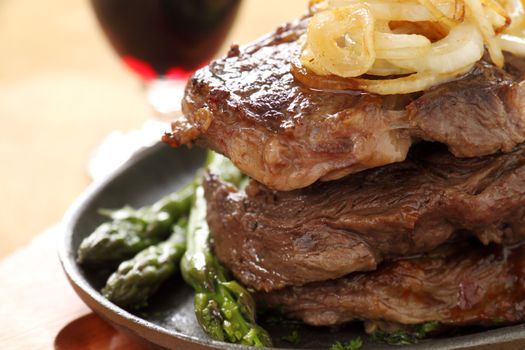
0, 0, 304, 258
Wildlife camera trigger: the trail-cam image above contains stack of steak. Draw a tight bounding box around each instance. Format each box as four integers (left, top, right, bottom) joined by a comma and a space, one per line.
163, 21, 525, 334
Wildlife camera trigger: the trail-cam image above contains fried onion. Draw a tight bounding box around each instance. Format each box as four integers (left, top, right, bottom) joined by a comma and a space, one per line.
298, 0, 525, 95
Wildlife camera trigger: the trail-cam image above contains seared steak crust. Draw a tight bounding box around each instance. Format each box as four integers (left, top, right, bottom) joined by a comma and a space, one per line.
204, 143, 525, 292
164, 21, 525, 191
257, 241, 525, 328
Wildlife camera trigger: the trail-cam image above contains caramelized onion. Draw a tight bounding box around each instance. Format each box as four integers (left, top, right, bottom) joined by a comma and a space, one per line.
292, 59, 364, 91
353, 65, 472, 94
374, 32, 432, 59
292, 59, 472, 95
482, 0, 512, 32
464, 0, 504, 66
389, 22, 484, 73
417, 0, 460, 27
367, 59, 416, 75
304, 4, 376, 77
329, 0, 461, 21
498, 33, 525, 54
389, 20, 449, 41
502, 0, 525, 34
300, 0, 525, 94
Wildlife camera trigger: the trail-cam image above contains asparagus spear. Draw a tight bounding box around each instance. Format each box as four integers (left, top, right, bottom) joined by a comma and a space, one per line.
181, 153, 272, 347
101, 218, 188, 309
77, 181, 195, 266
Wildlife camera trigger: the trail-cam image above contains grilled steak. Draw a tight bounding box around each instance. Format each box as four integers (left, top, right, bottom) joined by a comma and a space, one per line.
204, 143, 525, 292
163, 21, 525, 191
257, 241, 525, 329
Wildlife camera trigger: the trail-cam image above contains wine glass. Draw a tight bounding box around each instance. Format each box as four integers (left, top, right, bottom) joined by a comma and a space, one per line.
90, 0, 242, 117
87, 0, 241, 180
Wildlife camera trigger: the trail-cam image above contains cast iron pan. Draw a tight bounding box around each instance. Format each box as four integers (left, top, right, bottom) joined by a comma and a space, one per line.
59, 142, 525, 350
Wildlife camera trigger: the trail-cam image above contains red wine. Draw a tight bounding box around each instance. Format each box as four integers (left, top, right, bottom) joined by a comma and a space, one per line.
90, 0, 241, 80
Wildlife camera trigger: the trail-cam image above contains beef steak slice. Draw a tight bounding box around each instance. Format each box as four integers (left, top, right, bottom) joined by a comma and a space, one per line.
204, 143, 525, 292
164, 20, 525, 191
257, 241, 525, 329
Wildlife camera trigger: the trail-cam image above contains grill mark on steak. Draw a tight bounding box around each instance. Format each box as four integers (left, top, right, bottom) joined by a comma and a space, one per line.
163, 20, 525, 191
256, 240, 525, 329
203, 143, 525, 292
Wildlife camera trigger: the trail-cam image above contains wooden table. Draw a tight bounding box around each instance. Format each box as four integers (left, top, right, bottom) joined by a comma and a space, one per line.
0, 0, 304, 348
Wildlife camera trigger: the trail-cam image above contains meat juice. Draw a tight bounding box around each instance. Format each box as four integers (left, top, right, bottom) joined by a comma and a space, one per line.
90, 0, 241, 80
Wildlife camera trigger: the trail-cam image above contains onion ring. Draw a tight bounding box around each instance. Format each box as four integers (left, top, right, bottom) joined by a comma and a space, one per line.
388, 22, 484, 73
292, 59, 473, 95
464, 0, 504, 67
498, 33, 525, 55
303, 4, 376, 77
374, 31, 432, 59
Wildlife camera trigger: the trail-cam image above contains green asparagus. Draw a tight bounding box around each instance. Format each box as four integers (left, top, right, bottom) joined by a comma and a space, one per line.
77, 181, 195, 265
101, 218, 188, 309
181, 152, 272, 347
